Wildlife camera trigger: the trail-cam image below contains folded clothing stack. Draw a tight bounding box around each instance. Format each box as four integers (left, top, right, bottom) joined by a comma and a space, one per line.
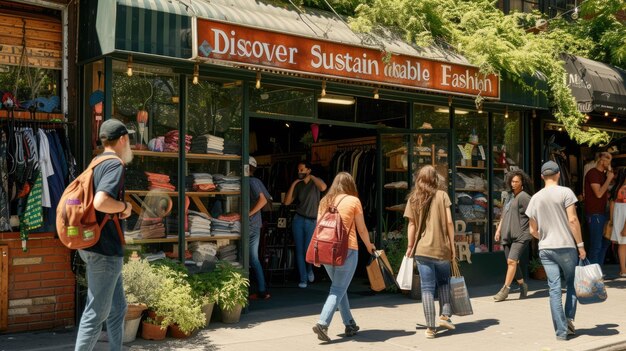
189, 241, 218, 263
218, 244, 238, 264
218, 212, 240, 222
125, 167, 149, 190
223, 140, 241, 155
190, 134, 224, 154
213, 174, 241, 191
164, 130, 192, 152
188, 210, 212, 236
210, 217, 241, 237
140, 217, 166, 239
187, 173, 216, 192
145, 171, 175, 191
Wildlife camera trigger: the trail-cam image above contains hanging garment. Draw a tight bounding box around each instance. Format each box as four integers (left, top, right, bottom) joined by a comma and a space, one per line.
37, 129, 54, 207
23, 170, 43, 230
0, 131, 11, 231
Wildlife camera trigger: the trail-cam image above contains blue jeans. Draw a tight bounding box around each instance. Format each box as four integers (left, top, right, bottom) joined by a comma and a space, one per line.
293, 214, 315, 283
249, 225, 267, 293
318, 249, 358, 327
75, 250, 126, 351
539, 248, 578, 340
587, 214, 610, 266
416, 256, 452, 328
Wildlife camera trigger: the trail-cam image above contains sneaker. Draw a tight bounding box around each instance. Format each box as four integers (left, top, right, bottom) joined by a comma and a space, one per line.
308, 270, 315, 283
249, 292, 271, 300
519, 282, 528, 299
298, 282, 307, 288
493, 286, 510, 302
438, 316, 455, 330
313, 323, 330, 342
345, 320, 360, 337
425, 328, 436, 339
567, 319, 576, 335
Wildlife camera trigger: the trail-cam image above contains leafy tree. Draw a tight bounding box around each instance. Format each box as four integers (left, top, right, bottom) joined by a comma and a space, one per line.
278, 0, 621, 145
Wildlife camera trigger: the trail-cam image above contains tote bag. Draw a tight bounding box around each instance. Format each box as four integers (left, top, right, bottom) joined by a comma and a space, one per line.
574, 258, 607, 304
450, 259, 473, 316
366, 250, 397, 291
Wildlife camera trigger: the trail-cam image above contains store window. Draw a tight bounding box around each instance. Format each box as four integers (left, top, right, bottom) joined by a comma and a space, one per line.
491, 111, 523, 251
249, 84, 315, 118
413, 104, 451, 129
453, 111, 490, 253
357, 98, 407, 128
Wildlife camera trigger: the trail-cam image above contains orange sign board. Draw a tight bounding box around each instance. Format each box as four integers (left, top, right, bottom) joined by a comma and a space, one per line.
196, 19, 499, 99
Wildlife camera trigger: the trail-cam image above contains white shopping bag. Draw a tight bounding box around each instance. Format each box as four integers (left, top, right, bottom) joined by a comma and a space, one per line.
396, 256, 414, 290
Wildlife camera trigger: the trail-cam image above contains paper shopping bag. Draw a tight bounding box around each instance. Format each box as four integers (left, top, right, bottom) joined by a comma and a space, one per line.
575, 258, 607, 304
396, 256, 414, 290
366, 250, 397, 292
450, 260, 473, 316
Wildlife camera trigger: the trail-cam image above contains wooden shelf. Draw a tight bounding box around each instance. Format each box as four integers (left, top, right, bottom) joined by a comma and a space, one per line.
126, 190, 240, 196
456, 166, 506, 171
125, 235, 240, 244
386, 168, 408, 172
456, 188, 487, 193
385, 206, 405, 212
95, 148, 241, 161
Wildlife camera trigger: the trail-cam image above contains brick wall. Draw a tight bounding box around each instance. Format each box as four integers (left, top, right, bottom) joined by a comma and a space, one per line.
0, 232, 75, 333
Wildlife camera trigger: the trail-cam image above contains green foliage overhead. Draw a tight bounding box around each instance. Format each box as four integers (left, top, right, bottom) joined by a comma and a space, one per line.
276, 0, 623, 145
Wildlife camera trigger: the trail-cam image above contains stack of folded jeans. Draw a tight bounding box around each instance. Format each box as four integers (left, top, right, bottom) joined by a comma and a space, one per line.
139, 217, 165, 239
188, 210, 211, 236
189, 241, 218, 263
190, 134, 224, 154
210, 217, 241, 237
145, 171, 175, 191
187, 173, 216, 192
218, 244, 238, 264
223, 140, 241, 155
213, 174, 241, 191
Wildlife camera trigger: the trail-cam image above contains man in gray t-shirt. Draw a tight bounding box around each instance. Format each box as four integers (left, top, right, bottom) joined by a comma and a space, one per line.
526, 161, 586, 341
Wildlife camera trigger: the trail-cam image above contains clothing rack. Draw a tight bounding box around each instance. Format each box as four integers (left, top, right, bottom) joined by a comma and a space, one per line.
312, 136, 376, 167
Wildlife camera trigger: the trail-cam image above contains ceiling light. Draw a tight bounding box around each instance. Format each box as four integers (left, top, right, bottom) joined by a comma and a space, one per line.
604, 111, 609, 117
435, 107, 468, 115
613, 117, 618, 123
285, 122, 290, 128
126, 55, 133, 77
373, 88, 379, 100
318, 94, 355, 105
321, 80, 326, 97
504, 107, 509, 119
255, 72, 261, 89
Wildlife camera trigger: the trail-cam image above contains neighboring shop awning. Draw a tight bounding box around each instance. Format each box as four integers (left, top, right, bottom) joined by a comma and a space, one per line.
562, 54, 626, 114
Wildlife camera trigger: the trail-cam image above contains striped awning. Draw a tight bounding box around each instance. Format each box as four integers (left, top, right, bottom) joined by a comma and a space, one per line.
114, 0, 469, 64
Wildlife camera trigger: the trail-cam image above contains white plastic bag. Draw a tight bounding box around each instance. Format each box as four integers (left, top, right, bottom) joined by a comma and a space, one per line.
396, 256, 414, 290
574, 258, 607, 304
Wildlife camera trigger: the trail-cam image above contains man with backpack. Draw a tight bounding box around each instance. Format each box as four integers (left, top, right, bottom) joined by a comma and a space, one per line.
75, 119, 133, 351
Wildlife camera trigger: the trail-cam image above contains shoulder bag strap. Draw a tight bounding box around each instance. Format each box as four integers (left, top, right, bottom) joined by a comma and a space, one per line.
91, 155, 126, 245
409, 196, 433, 256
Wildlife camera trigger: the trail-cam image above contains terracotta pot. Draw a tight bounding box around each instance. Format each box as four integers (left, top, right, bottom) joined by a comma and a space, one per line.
141, 321, 167, 340
146, 310, 165, 324
125, 303, 148, 321
169, 323, 193, 338
531, 266, 547, 281
220, 304, 243, 324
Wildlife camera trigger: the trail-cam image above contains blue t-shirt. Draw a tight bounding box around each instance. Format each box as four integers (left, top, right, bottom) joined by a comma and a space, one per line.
249, 177, 272, 228
85, 153, 125, 257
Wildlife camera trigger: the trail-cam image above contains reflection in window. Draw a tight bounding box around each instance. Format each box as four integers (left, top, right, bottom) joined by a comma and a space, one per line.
249, 84, 314, 118
413, 104, 450, 129
188, 79, 242, 146
111, 61, 179, 148
0, 65, 61, 113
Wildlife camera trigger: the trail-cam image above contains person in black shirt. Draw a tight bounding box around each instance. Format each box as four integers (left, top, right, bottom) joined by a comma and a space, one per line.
75, 119, 133, 351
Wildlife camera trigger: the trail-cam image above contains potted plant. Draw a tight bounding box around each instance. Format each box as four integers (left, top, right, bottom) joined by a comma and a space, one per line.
529, 257, 547, 280
151, 265, 206, 338
121, 257, 160, 342
141, 317, 167, 341
188, 271, 220, 326
213, 261, 250, 324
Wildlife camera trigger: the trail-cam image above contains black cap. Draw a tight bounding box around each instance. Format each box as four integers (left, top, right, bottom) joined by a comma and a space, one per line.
99, 119, 134, 140
541, 160, 560, 176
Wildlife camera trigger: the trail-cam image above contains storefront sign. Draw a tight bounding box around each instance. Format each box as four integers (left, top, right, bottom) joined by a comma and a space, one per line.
195, 19, 499, 99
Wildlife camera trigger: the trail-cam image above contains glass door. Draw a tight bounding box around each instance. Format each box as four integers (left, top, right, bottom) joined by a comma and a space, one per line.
379, 130, 451, 271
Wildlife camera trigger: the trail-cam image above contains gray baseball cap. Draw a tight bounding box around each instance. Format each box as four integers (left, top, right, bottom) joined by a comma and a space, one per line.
99, 118, 135, 140
541, 160, 560, 176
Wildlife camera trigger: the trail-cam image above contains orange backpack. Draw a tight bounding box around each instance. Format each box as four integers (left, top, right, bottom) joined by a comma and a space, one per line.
56, 155, 125, 249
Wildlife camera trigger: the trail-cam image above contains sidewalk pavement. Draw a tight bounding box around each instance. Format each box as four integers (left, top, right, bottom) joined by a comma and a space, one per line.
2, 267, 625, 351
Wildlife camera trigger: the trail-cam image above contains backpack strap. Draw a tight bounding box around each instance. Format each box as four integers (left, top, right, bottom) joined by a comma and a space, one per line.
91, 154, 126, 245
